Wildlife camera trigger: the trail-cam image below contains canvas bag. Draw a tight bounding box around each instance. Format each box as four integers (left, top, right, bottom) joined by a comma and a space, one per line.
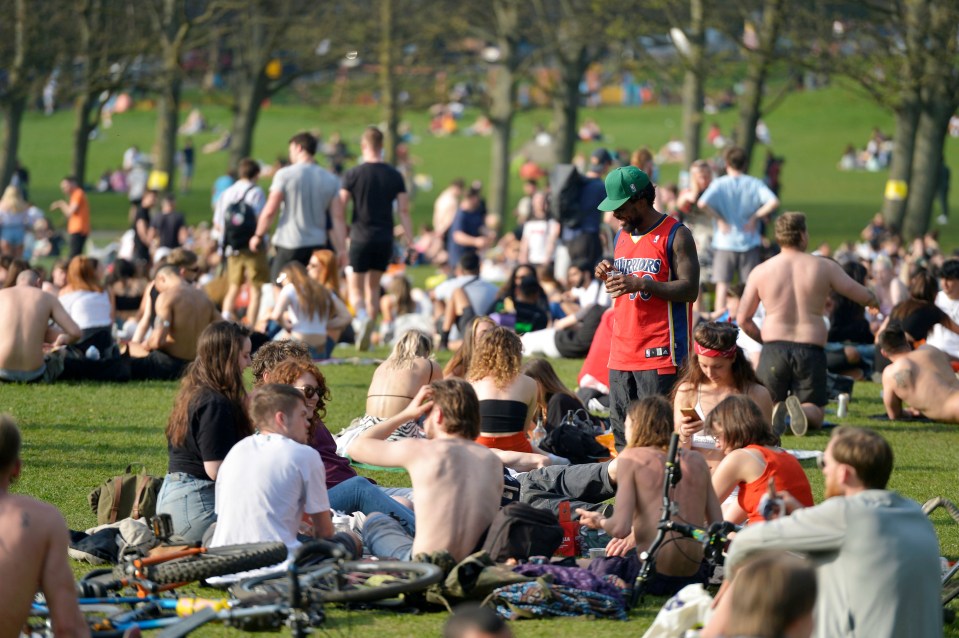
88, 464, 163, 525
482, 502, 564, 562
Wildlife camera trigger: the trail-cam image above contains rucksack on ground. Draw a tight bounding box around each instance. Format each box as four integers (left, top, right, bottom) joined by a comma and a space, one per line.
482, 502, 564, 562
88, 464, 163, 525
549, 164, 586, 229
223, 185, 258, 251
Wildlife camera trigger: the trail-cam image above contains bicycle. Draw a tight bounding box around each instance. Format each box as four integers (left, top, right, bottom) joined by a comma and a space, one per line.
632, 433, 737, 606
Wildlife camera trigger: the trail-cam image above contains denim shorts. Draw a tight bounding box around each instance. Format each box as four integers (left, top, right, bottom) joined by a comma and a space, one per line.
156, 472, 216, 544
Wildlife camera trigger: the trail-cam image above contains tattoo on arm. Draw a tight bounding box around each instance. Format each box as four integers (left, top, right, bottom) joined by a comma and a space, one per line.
893, 369, 911, 389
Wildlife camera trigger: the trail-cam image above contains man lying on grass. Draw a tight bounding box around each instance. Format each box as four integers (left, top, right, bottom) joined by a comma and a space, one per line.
879, 323, 959, 423
349, 378, 503, 562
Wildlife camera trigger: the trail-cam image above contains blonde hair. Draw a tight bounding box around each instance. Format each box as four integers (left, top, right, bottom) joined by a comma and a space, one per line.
467, 326, 522, 389
386, 330, 432, 371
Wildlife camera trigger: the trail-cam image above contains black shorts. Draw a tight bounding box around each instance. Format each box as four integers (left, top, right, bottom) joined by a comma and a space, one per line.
349, 238, 393, 273
609, 368, 678, 451
69, 233, 88, 259
756, 341, 828, 406
129, 350, 191, 381
271, 244, 326, 283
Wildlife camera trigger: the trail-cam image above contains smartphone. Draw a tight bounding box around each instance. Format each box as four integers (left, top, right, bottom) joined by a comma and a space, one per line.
680, 407, 699, 420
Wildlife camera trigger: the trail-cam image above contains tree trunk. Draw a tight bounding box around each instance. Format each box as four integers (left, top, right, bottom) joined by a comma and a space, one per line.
734, 0, 783, 171
71, 92, 98, 186
551, 48, 586, 165
488, 65, 515, 220
681, 0, 705, 169
228, 75, 267, 170
153, 76, 182, 192
902, 102, 953, 239
0, 95, 26, 189
881, 97, 919, 231
379, 0, 399, 165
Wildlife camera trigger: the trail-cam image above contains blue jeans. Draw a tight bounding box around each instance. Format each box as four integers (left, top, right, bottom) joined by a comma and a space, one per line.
156, 472, 216, 544
364, 512, 414, 560
328, 476, 416, 535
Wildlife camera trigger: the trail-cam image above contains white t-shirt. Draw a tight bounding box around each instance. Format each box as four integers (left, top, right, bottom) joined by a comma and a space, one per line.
276, 283, 329, 336
213, 179, 266, 247
571, 279, 610, 308
927, 291, 959, 357
209, 433, 329, 580
59, 290, 112, 330
523, 218, 558, 265
270, 162, 340, 249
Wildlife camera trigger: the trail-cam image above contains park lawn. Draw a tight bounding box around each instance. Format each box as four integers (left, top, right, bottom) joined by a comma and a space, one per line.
2, 352, 959, 636
16, 84, 959, 254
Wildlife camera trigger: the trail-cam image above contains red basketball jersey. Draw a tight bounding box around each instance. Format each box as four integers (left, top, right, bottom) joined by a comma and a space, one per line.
607, 215, 691, 372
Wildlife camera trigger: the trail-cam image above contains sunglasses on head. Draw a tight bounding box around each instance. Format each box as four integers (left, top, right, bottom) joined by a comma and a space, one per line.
296, 385, 320, 399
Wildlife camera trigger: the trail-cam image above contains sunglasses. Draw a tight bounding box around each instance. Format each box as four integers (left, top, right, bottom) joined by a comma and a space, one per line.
296, 385, 320, 399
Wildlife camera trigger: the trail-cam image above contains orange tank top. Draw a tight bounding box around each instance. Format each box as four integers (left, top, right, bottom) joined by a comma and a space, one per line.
738, 445, 814, 525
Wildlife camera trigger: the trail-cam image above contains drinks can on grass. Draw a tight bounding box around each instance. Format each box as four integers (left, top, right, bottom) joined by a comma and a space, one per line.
589, 547, 606, 559
837, 393, 850, 418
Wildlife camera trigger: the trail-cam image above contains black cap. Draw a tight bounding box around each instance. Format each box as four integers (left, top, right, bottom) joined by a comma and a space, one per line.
589, 148, 613, 171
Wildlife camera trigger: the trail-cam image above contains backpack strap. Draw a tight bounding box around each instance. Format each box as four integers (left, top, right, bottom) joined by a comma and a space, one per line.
109, 476, 124, 524
131, 474, 150, 521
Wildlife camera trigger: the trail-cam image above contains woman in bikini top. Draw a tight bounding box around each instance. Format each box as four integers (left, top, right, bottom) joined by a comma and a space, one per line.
366, 330, 441, 419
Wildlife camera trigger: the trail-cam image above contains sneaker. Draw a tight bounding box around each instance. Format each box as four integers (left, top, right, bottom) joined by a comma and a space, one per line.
587, 397, 610, 417
772, 402, 788, 437
785, 395, 807, 437
355, 318, 374, 352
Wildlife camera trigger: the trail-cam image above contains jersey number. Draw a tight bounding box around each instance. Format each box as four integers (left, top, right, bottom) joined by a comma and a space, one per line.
628, 274, 654, 302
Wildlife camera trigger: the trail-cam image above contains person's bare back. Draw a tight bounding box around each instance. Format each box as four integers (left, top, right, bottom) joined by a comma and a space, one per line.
0, 285, 80, 374
366, 358, 438, 419
153, 283, 220, 361
883, 347, 959, 423
0, 493, 88, 638
618, 446, 717, 577
405, 438, 503, 560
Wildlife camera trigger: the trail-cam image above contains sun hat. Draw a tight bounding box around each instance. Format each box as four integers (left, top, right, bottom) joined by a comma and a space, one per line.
598, 166, 651, 212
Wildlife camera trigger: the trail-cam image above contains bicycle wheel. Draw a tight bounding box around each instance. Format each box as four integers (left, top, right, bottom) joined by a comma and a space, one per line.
140, 542, 288, 584
235, 559, 443, 604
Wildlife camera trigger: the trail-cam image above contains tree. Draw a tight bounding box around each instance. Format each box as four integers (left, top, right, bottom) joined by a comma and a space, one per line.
0, 0, 66, 188
69, 0, 144, 185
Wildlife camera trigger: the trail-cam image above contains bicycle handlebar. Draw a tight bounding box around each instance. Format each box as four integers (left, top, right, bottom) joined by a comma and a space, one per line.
658, 520, 737, 565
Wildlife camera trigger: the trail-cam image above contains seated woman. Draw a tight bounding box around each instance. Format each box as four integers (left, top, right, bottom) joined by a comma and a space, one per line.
58, 256, 115, 355
706, 396, 814, 525
673, 322, 773, 472
467, 326, 539, 453
378, 275, 433, 345
156, 322, 253, 544
266, 357, 417, 534
521, 358, 586, 431
307, 249, 352, 347
443, 315, 496, 379
267, 261, 350, 359
336, 330, 441, 456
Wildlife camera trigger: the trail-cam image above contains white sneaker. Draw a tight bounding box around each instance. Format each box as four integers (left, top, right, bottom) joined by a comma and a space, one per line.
786, 395, 807, 437
355, 318, 374, 351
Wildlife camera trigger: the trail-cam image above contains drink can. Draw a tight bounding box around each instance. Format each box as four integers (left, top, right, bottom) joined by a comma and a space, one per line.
589, 547, 606, 559
837, 393, 850, 418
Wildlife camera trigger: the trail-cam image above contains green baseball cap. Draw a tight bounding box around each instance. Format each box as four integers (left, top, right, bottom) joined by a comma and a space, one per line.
598, 166, 651, 212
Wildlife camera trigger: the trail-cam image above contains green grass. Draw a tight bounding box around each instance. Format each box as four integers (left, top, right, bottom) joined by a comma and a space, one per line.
18, 85, 959, 253
3, 355, 959, 636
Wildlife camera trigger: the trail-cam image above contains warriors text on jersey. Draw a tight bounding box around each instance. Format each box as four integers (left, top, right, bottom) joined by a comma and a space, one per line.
608, 215, 691, 372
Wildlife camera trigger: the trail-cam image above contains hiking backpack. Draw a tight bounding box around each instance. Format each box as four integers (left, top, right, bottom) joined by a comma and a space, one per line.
549, 164, 586, 229
223, 185, 258, 251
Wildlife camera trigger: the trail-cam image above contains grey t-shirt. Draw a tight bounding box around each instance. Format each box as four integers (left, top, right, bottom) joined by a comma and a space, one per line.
270, 162, 340, 249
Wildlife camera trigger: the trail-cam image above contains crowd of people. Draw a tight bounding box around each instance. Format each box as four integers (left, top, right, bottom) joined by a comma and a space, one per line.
1, 121, 956, 637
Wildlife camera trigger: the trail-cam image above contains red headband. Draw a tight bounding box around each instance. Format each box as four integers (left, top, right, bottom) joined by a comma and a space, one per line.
694, 342, 737, 359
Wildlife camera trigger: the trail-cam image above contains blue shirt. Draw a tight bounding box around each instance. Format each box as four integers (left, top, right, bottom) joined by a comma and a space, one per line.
698, 174, 776, 252
563, 176, 604, 240
447, 208, 485, 268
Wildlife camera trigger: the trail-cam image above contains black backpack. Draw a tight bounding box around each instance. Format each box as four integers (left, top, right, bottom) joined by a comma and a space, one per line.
223, 185, 258, 251
482, 502, 564, 562
549, 164, 586, 229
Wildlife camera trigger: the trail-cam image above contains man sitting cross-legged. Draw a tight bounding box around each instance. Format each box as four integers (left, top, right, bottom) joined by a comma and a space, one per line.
577, 396, 721, 597
207, 384, 358, 581
349, 378, 504, 562
879, 323, 959, 422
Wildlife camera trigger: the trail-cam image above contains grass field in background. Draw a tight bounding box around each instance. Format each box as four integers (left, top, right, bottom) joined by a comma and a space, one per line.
17, 84, 959, 253
2, 349, 959, 636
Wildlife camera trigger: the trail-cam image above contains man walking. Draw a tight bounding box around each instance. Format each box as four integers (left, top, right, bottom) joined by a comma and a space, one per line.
50, 176, 90, 259
250, 132, 347, 282
594, 166, 699, 451
737, 213, 877, 434
339, 126, 412, 349
697, 146, 779, 315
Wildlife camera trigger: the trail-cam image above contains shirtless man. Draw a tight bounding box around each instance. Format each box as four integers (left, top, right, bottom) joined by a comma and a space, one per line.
349, 378, 503, 561
0, 270, 81, 383
879, 324, 959, 422
578, 396, 720, 596
0, 416, 89, 638
737, 213, 878, 434
128, 264, 221, 380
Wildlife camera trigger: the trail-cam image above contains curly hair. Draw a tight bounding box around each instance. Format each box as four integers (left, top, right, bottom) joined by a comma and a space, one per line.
444, 315, 496, 378
251, 340, 310, 384
467, 325, 522, 389
267, 359, 331, 441
166, 322, 252, 448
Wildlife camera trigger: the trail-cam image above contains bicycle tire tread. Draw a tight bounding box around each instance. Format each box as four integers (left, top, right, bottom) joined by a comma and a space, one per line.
143, 542, 288, 584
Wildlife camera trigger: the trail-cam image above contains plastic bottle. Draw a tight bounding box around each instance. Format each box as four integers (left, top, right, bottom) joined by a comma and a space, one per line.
531, 419, 547, 447
85, 345, 100, 361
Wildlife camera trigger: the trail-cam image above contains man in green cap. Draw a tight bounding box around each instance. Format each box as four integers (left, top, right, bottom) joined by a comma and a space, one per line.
594, 166, 699, 450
